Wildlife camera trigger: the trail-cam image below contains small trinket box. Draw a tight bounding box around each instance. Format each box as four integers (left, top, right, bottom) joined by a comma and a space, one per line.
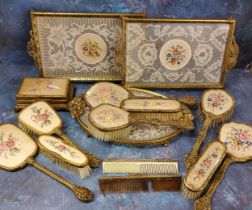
15, 78, 74, 111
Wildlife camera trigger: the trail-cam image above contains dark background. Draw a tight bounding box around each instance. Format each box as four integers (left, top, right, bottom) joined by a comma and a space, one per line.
0, 0, 251, 68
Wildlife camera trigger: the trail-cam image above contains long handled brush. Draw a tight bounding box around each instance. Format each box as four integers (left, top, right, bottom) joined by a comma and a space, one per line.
88, 103, 194, 142
17, 101, 100, 178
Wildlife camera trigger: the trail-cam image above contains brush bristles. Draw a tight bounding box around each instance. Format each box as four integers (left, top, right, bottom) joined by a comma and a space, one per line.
198, 109, 233, 128
103, 161, 178, 174
99, 179, 148, 194
87, 121, 131, 141
198, 109, 205, 123
212, 111, 233, 127
41, 149, 91, 179
131, 112, 183, 122
181, 181, 201, 200
18, 122, 39, 138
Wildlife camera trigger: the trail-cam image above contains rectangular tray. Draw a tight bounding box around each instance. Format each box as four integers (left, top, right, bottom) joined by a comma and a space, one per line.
29, 12, 145, 81
122, 18, 238, 88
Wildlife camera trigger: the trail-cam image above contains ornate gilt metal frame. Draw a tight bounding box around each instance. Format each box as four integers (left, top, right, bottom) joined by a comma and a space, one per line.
122, 18, 239, 88
28, 11, 145, 81
69, 88, 184, 147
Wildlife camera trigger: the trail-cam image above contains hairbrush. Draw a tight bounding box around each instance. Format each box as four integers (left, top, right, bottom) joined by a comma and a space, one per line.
195, 122, 252, 210
103, 159, 178, 174
84, 82, 131, 108
88, 104, 194, 141
17, 101, 100, 171
99, 175, 181, 194
182, 141, 226, 199
184, 89, 235, 170
37, 135, 91, 178
121, 98, 184, 121
84, 82, 197, 109
0, 124, 93, 202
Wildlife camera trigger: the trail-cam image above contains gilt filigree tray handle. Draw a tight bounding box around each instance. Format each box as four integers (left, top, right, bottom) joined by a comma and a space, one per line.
68, 94, 86, 119
27, 30, 37, 61
227, 38, 239, 70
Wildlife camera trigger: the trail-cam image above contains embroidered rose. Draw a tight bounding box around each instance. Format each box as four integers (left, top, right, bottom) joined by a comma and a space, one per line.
31, 107, 53, 128
0, 133, 21, 158
58, 145, 66, 152
224, 127, 252, 152
45, 138, 80, 159
6, 140, 15, 149
194, 150, 219, 181
237, 130, 249, 141
206, 92, 228, 111
0, 143, 4, 152
81, 40, 102, 58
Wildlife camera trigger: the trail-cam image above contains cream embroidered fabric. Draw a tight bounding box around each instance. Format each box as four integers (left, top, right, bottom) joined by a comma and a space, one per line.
220, 122, 252, 159
185, 141, 226, 191
19, 101, 61, 134
202, 90, 233, 115
85, 82, 129, 108
75, 33, 107, 65
121, 98, 181, 112
0, 124, 37, 170
125, 22, 230, 86
159, 39, 192, 71
89, 104, 129, 130
35, 16, 121, 79
38, 135, 88, 166
17, 78, 68, 96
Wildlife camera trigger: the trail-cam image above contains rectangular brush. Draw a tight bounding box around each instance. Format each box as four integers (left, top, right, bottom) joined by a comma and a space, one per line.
99, 175, 181, 194
103, 159, 179, 174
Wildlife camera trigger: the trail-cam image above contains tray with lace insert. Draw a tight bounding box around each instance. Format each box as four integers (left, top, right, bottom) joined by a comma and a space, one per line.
69, 86, 194, 147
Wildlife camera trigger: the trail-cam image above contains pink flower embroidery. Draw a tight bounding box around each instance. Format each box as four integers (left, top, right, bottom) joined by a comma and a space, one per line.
237, 130, 248, 141
45, 139, 80, 159
58, 145, 66, 152
6, 140, 15, 148
31, 107, 52, 128
0, 143, 4, 152
0, 133, 21, 158
39, 113, 49, 121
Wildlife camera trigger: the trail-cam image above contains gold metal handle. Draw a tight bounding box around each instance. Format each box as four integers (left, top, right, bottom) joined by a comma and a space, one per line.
55, 129, 100, 168
68, 94, 86, 118
178, 96, 197, 107
27, 157, 93, 202
184, 117, 211, 169
194, 157, 232, 210
227, 38, 239, 70
27, 30, 37, 61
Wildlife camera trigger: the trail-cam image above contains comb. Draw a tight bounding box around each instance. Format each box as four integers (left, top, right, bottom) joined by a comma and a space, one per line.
99, 175, 181, 194
103, 159, 178, 174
